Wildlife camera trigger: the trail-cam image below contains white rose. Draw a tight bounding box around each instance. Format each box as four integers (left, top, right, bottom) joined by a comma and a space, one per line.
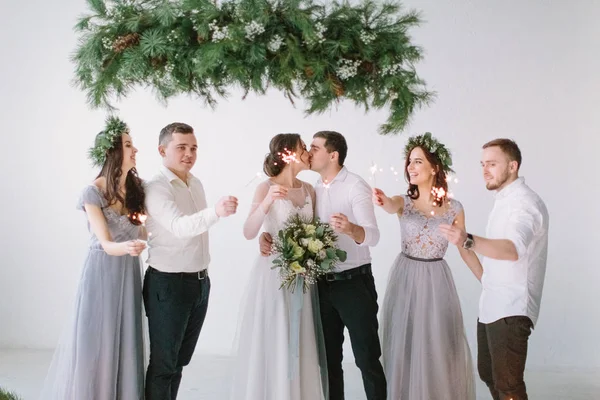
308, 239, 325, 254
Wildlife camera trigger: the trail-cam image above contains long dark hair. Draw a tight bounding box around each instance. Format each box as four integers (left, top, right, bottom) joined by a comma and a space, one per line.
405, 146, 449, 207
263, 133, 302, 177
95, 133, 146, 225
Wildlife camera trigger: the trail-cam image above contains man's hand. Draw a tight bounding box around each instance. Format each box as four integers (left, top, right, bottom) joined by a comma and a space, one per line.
259, 232, 273, 256
216, 196, 239, 217
438, 223, 467, 247
330, 213, 354, 236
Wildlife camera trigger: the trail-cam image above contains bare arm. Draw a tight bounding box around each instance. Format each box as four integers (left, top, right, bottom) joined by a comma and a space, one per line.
84, 204, 144, 256
373, 189, 405, 215
453, 209, 483, 281
243, 181, 287, 240
439, 205, 541, 262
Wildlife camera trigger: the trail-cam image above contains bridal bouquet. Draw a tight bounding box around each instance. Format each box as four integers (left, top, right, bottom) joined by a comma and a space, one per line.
271, 214, 347, 293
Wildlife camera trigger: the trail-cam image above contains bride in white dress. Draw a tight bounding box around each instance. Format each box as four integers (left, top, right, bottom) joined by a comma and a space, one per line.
230, 133, 327, 400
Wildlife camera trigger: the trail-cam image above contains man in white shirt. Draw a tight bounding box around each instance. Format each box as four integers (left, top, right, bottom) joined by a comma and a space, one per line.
261, 131, 387, 400
143, 122, 238, 400
440, 139, 549, 400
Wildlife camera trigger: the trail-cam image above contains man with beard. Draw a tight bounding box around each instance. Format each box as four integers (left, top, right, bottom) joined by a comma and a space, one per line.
439, 138, 549, 400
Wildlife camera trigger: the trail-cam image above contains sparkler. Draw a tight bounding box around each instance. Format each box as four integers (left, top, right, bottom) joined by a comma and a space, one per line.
244, 172, 263, 187
134, 213, 151, 245
369, 161, 378, 188
429, 187, 447, 216
277, 148, 299, 165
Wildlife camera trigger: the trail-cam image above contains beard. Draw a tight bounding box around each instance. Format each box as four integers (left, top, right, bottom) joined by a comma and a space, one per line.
486, 169, 510, 191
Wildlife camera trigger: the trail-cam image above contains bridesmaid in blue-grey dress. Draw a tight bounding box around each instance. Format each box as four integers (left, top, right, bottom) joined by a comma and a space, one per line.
373, 133, 480, 400
40, 117, 148, 400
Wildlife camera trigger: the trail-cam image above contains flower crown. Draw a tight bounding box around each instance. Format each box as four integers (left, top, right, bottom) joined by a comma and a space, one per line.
404, 132, 453, 173
88, 116, 130, 167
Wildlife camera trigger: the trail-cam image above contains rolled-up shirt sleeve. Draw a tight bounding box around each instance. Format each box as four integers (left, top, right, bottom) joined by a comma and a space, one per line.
350, 180, 380, 247
146, 180, 219, 239
505, 203, 542, 260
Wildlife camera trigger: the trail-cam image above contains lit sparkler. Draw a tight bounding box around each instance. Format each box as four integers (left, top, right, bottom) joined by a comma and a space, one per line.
369, 161, 378, 188
137, 214, 151, 244
278, 148, 299, 165
244, 172, 263, 187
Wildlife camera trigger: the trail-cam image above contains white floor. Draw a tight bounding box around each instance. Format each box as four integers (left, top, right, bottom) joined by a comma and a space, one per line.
1, 349, 599, 399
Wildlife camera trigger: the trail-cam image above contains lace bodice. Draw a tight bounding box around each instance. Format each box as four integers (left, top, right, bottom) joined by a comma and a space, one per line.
263, 182, 314, 236
243, 180, 315, 240
399, 195, 463, 259
77, 185, 141, 250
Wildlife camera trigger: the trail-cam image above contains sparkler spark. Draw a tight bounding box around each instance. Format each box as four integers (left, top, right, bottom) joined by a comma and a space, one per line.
278, 148, 299, 164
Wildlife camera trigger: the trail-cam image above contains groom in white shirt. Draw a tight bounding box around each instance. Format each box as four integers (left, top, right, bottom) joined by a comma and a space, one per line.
143, 122, 238, 400
261, 131, 387, 400
440, 138, 549, 400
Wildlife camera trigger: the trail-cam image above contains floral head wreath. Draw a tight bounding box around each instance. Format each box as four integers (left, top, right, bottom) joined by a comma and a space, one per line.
404, 132, 453, 174
88, 116, 130, 167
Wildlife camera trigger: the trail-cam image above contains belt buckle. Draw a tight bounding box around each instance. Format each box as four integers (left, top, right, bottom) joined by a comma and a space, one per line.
197, 270, 206, 280
325, 273, 335, 282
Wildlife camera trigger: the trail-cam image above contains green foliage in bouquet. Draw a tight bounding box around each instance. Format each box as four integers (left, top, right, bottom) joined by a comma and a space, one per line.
72, 0, 433, 134
272, 214, 347, 292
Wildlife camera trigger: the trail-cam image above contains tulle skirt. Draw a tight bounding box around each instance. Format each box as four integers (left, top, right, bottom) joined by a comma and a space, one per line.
40, 250, 146, 400
230, 254, 327, 400
380, 253, 475, 400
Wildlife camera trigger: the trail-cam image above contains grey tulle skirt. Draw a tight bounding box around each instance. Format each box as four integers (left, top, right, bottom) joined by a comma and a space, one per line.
380, 253, 475, 400
39, 250, 145, 400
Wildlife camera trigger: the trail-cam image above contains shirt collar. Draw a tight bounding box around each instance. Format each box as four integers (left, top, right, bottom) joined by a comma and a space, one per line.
318, 166, 348, 187
495, 176, 525, 200
160, 165, 193, 185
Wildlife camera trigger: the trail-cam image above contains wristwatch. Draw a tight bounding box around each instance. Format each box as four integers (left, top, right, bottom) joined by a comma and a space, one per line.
462, 233, 474, 250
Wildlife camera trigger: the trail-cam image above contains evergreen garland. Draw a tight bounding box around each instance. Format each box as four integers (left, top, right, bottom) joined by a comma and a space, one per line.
73, 0, 433, 134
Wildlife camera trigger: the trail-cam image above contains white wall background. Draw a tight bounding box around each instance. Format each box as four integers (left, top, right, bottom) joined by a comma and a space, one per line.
1, 0, 598, 370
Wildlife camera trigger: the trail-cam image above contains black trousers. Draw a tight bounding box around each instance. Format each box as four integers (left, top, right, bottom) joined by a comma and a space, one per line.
318, 265, 387, 400
143, 267, 211, 400
477, 316, 533, 400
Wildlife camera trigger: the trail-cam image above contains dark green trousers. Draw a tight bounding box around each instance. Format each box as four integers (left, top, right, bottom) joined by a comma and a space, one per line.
477, 316, 533, 400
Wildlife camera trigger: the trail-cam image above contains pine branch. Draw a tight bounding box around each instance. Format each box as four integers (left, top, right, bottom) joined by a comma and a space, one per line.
139, 29, 170, 57
74, 15, 95, 32
72, 0, 433, 135
86, 0, 107, 17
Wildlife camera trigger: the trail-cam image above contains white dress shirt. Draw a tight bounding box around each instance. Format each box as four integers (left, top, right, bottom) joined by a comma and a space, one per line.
315, 167, 380, 272
479, 177, 549, 327
145, 166, 220, 273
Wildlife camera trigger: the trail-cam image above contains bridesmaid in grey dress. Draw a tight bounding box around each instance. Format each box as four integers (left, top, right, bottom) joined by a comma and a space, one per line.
40, 117, 147, 400
373, 133, 481, 400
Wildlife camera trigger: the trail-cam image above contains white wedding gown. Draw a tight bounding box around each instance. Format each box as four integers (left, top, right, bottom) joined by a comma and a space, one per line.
230, 180, 327, 400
